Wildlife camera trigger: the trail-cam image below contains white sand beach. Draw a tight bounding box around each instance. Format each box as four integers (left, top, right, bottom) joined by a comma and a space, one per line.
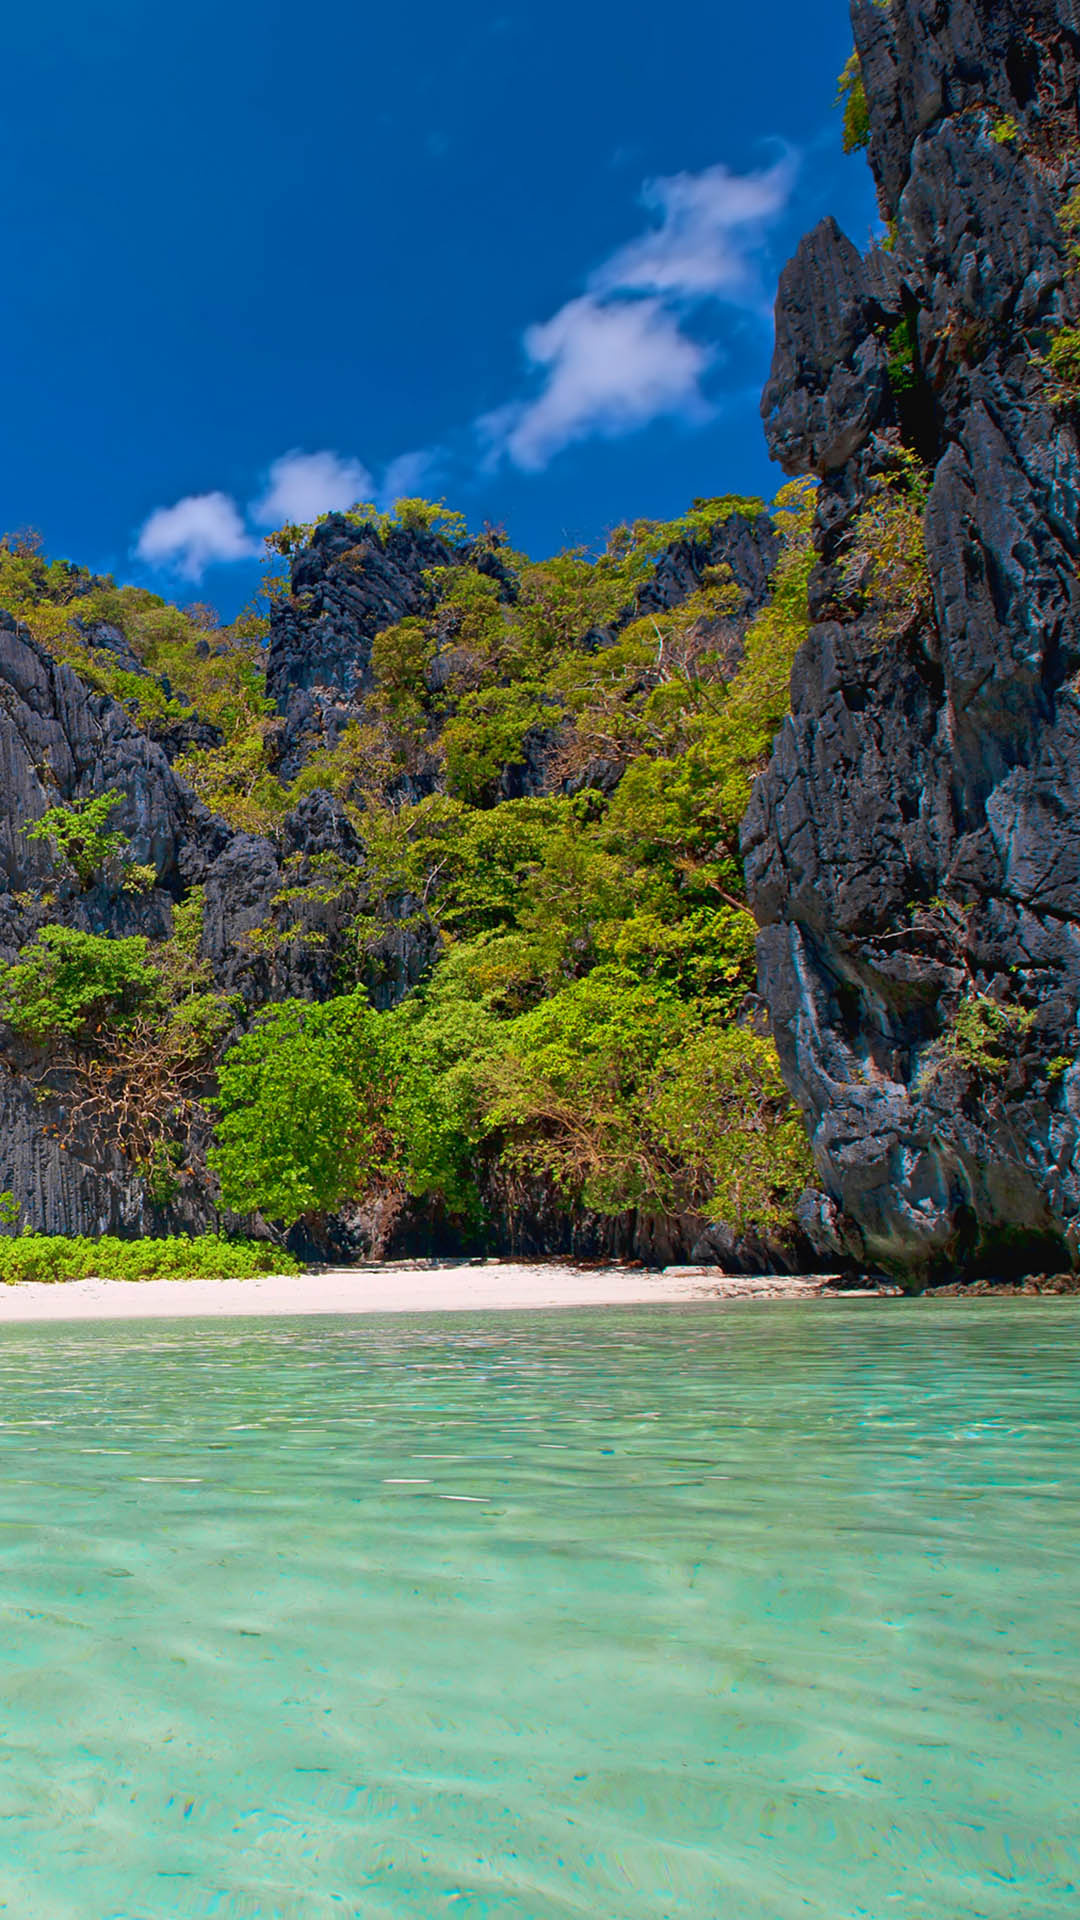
0, 1260, 860, 1323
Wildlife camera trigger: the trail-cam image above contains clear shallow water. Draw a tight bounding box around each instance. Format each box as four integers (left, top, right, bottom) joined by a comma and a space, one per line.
0, 1303, 1076, 1919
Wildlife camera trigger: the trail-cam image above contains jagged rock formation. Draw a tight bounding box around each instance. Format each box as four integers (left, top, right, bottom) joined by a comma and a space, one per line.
267, 516, 465, 778
266, 505, 780, 785
0, 612, 226, 910
744, 0, 1080, 1277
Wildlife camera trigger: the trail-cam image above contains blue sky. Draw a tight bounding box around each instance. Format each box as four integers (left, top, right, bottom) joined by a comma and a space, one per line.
0, 0, 876, 613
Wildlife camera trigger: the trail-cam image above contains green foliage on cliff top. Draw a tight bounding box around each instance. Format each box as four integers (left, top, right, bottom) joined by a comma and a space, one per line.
0, 530, 275, 832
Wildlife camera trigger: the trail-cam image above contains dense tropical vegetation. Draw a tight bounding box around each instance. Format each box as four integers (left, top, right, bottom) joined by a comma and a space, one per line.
0, 482, 818, 1259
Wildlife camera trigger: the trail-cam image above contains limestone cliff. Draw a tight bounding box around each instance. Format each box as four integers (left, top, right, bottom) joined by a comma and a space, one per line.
744, 0, 1080, 1276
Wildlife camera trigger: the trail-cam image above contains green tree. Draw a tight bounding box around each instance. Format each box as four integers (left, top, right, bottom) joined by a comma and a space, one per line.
479, 969, 811, 1230
209, 994, 388, 1227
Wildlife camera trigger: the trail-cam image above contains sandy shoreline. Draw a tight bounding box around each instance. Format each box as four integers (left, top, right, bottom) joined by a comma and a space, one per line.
0, 1260, 863, 1323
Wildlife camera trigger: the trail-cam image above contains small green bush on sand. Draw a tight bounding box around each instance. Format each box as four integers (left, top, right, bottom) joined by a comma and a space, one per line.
0, 1234, 302, 1285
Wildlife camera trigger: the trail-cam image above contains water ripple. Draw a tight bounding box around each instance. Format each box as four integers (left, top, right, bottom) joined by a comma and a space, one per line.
0, 1301, 1075, 1916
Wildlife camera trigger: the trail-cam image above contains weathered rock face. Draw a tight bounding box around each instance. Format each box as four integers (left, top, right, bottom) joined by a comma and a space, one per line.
638, 508, 780, 621
266, 515, 462, 778
744, 0, 1080, 1278
198, 788, 435, 1012
0, 612, 227, 914
0, 615, 234, 1234
266, 505, 781, 796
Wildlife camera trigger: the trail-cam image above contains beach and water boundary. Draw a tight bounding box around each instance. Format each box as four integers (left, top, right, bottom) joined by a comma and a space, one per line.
0, 1260, 887, 1322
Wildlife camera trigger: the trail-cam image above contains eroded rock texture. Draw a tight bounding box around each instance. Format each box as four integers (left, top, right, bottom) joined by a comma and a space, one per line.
744, 0, 1080, 1277
266, 506, 781, 790
0, 615, 228, 1233
266, 515, 465, 779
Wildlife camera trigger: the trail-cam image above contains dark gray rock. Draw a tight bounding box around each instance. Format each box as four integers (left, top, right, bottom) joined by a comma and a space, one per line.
638, 507, 781, 617
148, 714, 225, 761
762, 218, 897, 476
0, 612, 226, 901
78, 620, 148, 676
266, 514, 461, 777
746, 0, 1080, 1281
0, 1060, 156, 1238
854, 0, 1080, 217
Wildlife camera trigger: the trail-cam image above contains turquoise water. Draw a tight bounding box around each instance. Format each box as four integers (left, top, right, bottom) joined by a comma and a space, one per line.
0, 1303, 1077, 1919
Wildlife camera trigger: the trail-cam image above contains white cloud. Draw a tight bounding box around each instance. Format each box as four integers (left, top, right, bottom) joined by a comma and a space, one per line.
135, 492, 257, 579
250, 448, 375, 526
134, 156, 797, 568
481, 155, 796, 471
135, 446, 446, 584
481, 296, 712, 472
592, 157, 795, 301
378, 448, 437, 506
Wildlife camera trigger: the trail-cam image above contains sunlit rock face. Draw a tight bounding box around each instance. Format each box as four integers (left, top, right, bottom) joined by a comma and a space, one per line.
744, 0, 1080, 1278
265, 508, 781, 788
265, 514, 460, 782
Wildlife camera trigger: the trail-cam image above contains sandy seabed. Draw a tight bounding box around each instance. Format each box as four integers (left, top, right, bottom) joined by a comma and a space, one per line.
0, 1261, 862, 1323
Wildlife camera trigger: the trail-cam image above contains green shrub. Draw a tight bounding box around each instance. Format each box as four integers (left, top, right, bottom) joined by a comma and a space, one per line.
1042, 325, 1080, 406
836, 52, 870, 154
0, 1233, 301, 1284
885, 316, 918, 396
1060, 187, 1080, 236
920, 992, 1036, 1085
441, 685, 556, 802
0, 927, 162, 1043
945, 994, 1035, 1076
843, 447, 931, 634
25, 791, 130, 887
649, 1025, 815, 1232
